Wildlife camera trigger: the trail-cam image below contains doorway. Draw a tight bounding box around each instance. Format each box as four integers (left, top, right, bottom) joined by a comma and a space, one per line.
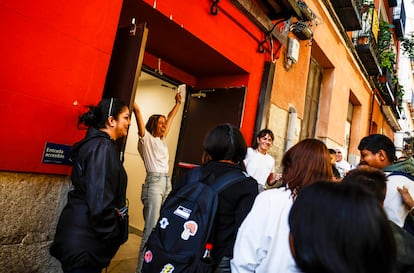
105, 0, 250, 241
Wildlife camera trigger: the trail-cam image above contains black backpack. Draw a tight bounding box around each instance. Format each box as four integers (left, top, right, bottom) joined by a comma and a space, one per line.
141, 167, 249, 273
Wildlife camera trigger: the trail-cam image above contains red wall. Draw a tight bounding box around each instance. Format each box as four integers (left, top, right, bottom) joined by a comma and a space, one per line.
0, 0, 122, 174
1, 0, 270, 174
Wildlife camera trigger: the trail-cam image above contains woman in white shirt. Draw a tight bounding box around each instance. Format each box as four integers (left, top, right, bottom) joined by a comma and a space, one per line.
133, 93, 181, 273
244, 129, 276, 192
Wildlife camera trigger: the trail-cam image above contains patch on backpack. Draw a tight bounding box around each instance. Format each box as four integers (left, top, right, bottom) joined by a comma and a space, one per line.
161, 263, 175, 272
159, 217, 169, 229
144, 250, 153, 263
181, 220, 198, 240
173, 205, 191, 220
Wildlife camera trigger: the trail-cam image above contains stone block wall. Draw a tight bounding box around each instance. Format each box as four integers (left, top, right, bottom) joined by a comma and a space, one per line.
0, 171, 71, 273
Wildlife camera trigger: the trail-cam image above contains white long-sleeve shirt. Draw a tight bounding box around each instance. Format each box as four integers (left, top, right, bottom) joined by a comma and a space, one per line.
231, 188, 300, 273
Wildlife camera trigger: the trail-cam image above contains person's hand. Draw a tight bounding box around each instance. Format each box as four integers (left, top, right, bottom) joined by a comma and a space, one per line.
397, 186, 414, 209
175, 93, 182, 104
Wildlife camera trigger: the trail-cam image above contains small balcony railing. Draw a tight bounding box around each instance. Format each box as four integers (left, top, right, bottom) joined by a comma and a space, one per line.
393, 0, 406, 39
331, 0, 362, 31
388, 0, 397, 8
354, 31, 381, 75
353, 2, 381, 75
374, 68, 395, 104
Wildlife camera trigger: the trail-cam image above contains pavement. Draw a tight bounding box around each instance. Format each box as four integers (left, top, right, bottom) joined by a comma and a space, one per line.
103, 232, 140, 273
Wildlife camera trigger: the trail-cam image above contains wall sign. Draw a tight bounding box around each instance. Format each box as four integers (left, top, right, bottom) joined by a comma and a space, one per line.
42, 142, 72, 166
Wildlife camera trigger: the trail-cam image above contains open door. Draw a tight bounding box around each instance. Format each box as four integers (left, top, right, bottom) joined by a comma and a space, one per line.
172, 86, 246, 182
102, 20, 148, 157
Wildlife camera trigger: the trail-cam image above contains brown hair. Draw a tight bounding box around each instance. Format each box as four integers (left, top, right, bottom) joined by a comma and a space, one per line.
145, 114, 166, 135
282, 138, 333, 198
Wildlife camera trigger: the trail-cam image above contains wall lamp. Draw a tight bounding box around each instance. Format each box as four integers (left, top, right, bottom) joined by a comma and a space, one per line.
291, 21, 313, 40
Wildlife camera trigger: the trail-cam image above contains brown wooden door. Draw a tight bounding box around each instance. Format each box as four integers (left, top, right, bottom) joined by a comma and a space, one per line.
172, 86, 246, 182
103, 21, 148, 109
102, 20, 148, 157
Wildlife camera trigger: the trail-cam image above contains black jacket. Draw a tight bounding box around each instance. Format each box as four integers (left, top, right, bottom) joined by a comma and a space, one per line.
50, 128, 128, 271
173, 161, 258, 263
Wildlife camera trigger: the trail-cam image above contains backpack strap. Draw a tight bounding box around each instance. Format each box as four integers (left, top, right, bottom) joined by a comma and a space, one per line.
186, 167, 203, 185
186, 167, 249, 192
387, 171, 414, 181
209, 169, 250, 193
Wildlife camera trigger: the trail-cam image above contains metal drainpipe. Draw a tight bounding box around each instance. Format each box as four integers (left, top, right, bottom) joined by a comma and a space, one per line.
286, 107, 297, 151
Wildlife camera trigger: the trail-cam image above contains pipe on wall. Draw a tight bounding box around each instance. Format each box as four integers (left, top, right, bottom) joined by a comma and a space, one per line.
286, 106, 297, 151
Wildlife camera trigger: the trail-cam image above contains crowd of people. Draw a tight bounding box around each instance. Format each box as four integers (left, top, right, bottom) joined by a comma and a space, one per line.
49, 96, 414, 273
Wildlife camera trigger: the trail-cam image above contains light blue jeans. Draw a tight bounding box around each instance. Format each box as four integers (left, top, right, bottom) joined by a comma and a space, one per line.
136, 172, 171, 273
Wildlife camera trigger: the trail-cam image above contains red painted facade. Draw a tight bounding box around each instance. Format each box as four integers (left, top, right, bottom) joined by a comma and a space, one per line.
0, 0, 270, 174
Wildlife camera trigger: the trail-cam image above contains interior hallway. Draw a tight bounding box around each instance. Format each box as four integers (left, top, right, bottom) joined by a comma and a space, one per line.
104, 232, 140, 273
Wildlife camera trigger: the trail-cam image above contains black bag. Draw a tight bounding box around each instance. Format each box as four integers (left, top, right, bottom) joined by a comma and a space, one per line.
115, 206, 129, 244
141, 167, 248, 273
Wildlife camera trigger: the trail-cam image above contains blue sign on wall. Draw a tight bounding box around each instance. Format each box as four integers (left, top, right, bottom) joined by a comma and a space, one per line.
42, 142, 72, 166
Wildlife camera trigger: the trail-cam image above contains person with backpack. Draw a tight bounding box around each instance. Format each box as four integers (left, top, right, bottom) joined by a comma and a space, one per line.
358, 134, 414, 229
142, 124, 258, 273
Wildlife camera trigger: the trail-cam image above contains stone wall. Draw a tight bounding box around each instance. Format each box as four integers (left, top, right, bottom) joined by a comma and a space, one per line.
0, 171, 71, 273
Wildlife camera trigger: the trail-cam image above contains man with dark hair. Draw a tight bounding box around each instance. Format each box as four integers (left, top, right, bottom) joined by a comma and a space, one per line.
358, 134, 414, 228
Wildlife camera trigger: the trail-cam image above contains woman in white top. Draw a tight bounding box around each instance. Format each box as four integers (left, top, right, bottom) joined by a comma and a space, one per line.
244, 129, 276, 192
133, 93, 181, 273
335, 147, 353, 177
231, 138, 333, 273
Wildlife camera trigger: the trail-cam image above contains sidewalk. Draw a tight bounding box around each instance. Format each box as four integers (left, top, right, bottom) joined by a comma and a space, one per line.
104, 232, 140, 273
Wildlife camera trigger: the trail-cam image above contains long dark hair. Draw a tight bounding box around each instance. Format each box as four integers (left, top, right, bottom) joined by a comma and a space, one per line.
78, 97, 128, 129
289, 181, 396, 273
282, 138, 332, 198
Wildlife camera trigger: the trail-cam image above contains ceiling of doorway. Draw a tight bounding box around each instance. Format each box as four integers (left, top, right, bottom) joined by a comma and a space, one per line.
119, 0, 247, 77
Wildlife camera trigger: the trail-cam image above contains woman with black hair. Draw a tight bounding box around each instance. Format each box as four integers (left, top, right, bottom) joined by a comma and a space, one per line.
289, 181, 396, 273
50, 98, 130, 273
171, 124, 258, 273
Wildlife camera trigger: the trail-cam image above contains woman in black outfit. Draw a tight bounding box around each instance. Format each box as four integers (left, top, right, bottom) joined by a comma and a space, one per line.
50, 98, 131, 273
173, 124, 259, 273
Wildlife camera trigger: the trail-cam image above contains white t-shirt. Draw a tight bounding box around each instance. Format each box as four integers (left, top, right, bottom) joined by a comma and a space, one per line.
231, 188, 299, 273
244, 148, 275, 186
138, 131, 169, 173
384, 172, 414, 227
